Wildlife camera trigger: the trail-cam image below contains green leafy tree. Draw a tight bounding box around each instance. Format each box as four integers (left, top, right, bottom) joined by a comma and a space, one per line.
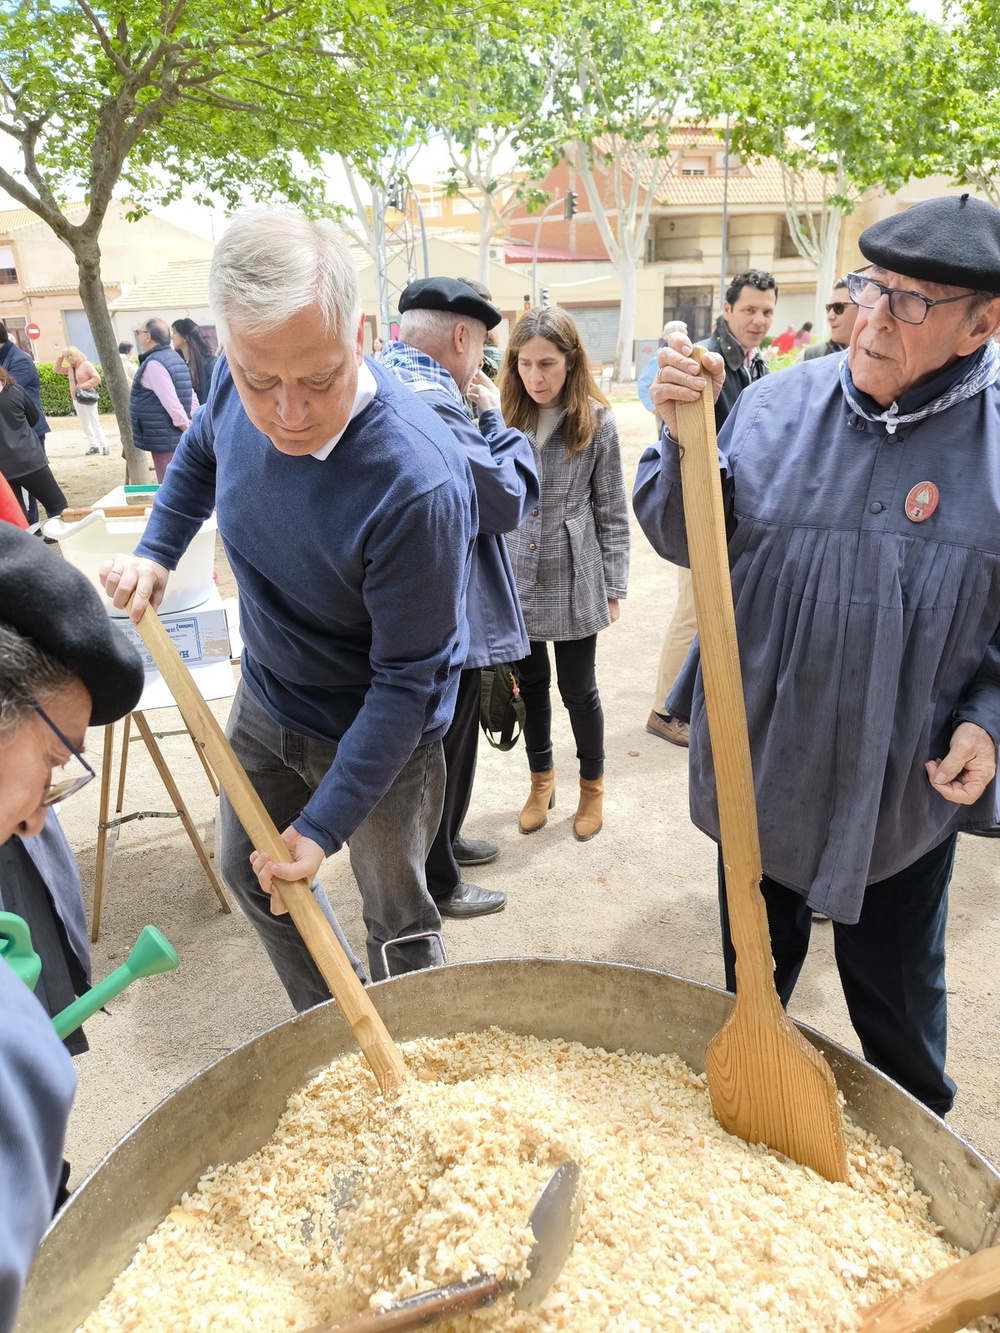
941, 0, 1000, 207
530, 0, 737, 381
433, 23, 569, 285
0, 0, 457, 480
716, 0, 956, 328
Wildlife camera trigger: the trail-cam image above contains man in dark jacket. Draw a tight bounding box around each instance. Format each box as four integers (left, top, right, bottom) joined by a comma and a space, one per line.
130, 318, 195, 482
380, 278, 539, 918
699, 269, 777, 432
0, 322, 50, 526
648, 272, 777, 746
801, 277, 859, 360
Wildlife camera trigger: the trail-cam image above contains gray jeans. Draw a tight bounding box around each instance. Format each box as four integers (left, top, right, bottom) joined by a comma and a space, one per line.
219, 680, 446, 1008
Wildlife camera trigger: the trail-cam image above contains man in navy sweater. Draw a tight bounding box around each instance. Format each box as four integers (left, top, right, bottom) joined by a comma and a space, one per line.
103, 209, 477, 1002
381, 278, 539, 919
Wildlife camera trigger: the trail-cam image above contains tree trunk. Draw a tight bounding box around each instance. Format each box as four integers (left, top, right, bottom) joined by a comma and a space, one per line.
812, 212, 842, 331
478, 206, 493, 285
73, 235, 146, 483
612, 255, 637, 383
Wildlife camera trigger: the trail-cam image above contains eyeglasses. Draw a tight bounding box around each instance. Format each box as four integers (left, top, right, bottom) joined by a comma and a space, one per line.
34, 705, 95, 806
825, 302, 847, 316
845, 270, 977, 326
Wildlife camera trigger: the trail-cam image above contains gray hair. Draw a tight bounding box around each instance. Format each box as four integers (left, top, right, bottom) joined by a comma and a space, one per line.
398, 307, 470, 349
0, 623, 74, 741
143, 318, 171, 347
210, 208, 362, 343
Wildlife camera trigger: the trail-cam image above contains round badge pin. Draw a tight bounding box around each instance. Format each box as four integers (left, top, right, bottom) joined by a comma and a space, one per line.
904, 481, 939, 523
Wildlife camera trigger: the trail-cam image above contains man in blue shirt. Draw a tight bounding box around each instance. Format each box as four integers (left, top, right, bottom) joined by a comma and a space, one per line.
635, 194, 1000, 1115
381, 277, 538, 919
103, 209, 477, 1003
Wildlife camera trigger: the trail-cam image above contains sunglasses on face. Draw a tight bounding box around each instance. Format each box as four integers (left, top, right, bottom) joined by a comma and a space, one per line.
825, 302, 848, 316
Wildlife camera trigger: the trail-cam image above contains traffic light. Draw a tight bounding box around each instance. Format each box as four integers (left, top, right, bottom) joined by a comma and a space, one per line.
540, 287, 550, 306
564, 190, 578, 220
523, 294, 531, 311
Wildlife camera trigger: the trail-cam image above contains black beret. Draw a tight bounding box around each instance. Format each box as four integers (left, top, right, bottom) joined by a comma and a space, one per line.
858, 194, 1000, 291
398, 277, 502, 330
0, 526, 144, 725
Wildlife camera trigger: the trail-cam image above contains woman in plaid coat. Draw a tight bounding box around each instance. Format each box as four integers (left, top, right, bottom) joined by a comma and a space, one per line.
501, 307, 629, 841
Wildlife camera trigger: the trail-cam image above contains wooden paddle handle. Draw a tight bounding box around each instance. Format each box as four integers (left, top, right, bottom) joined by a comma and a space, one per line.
858, 1245, 1000, 1332
133, 604, 408, 1098
61, 505, 152, 520
303, 1275, 502, 1330
674, 348, 774, 1005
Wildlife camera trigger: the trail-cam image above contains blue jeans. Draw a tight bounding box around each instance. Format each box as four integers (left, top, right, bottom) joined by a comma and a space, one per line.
718, 835, 958, 1115
219, 681, 446, 1008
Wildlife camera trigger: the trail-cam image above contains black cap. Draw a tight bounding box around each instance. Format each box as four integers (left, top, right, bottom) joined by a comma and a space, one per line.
398, 277, 502, 330
0, 526, 144, 725
858, 194, 1000, 291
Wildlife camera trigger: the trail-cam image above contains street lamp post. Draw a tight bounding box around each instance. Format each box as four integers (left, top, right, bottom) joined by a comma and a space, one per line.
531, 197, 565, 306
718, 115, 731, 317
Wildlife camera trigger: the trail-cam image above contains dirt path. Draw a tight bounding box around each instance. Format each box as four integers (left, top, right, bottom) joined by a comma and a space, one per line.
44, 403, 1000, 1185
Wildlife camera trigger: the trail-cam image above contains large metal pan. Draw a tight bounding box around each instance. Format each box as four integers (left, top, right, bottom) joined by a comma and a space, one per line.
18, 961, 1000, 1331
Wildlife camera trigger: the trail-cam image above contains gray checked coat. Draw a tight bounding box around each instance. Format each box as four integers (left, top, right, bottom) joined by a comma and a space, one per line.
508, 402, 629, 641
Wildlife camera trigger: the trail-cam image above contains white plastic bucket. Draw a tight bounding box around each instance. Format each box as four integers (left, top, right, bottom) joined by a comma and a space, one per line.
43, 486, 217, 618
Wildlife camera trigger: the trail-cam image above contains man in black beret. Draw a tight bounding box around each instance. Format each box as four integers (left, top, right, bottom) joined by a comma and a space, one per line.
380, 279, 538, 919
635, 193, 1000, 1118
0, 524, 143, 1326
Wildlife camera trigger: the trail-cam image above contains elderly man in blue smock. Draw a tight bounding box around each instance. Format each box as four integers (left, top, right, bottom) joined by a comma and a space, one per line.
380, 277, 539, 919
103, 209, 475, 1004
0, 524, 144, 1328
634, 194, 1000, 1117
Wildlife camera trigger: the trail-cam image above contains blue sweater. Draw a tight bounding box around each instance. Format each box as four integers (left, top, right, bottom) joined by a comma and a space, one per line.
136, 357, 476, 855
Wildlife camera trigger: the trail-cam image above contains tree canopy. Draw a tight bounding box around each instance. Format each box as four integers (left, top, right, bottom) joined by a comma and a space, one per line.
0, 0, 467, 475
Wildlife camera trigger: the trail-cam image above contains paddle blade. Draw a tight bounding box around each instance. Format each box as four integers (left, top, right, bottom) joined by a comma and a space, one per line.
706, 1000, 849, 1183
858, 1244, 1000, 1332
517, 1159, 582, 1311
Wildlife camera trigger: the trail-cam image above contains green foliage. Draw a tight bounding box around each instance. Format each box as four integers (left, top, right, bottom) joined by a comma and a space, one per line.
36, 364, 113, 417
942, 0, 1000, 205
706, 0, 957, 205
0, 0, 473, 220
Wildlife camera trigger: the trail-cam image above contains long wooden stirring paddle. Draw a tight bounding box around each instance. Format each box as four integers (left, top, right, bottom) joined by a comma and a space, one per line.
858, 1245, 1000, 1332
133, 602, 408, 1099
675, 347, 848, 1182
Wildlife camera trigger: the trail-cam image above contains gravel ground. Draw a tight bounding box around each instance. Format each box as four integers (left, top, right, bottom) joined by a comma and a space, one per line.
39, 404, 1000, 1186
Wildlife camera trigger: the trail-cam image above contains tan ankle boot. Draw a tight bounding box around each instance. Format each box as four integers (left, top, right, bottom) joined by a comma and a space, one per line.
573, 776, 604, 841
519, 768, 555, 833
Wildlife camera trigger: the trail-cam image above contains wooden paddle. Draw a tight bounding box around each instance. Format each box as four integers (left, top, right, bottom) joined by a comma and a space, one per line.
858, 1245, 1000, 1332
60, 505, 153, 520
132, 603, 409, 1099
675, 346, 848, 1182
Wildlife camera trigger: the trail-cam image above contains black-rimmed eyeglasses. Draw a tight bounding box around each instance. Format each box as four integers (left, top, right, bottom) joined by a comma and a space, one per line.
825, 302, 848, 316
34, 705, 95, 806
846, 270, 977, 326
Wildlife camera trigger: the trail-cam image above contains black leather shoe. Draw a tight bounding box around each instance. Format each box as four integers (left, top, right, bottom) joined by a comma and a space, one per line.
966, 826, 1000, 838
452, 836, 501, 867
435, 883, 506, 918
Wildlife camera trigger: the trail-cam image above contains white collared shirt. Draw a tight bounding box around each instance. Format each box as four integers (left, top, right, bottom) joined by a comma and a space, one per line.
310, 360, 377, 461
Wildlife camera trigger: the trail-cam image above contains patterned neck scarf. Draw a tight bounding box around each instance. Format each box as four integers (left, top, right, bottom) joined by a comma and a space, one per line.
377, 340, 463, 406
839, 338, 1000, 435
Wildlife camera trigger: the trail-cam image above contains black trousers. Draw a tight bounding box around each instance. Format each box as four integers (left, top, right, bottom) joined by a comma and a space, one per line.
426, 667, 482, 899
517, 636, 604, 780
10, 465, 67, 521
718, 834, 958, 1115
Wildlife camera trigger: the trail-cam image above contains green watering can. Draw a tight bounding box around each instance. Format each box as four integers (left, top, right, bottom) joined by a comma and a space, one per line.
0, 912, 178, 1039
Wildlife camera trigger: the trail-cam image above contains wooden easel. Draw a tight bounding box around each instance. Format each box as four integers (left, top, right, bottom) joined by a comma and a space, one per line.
91, 706, 232, 943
